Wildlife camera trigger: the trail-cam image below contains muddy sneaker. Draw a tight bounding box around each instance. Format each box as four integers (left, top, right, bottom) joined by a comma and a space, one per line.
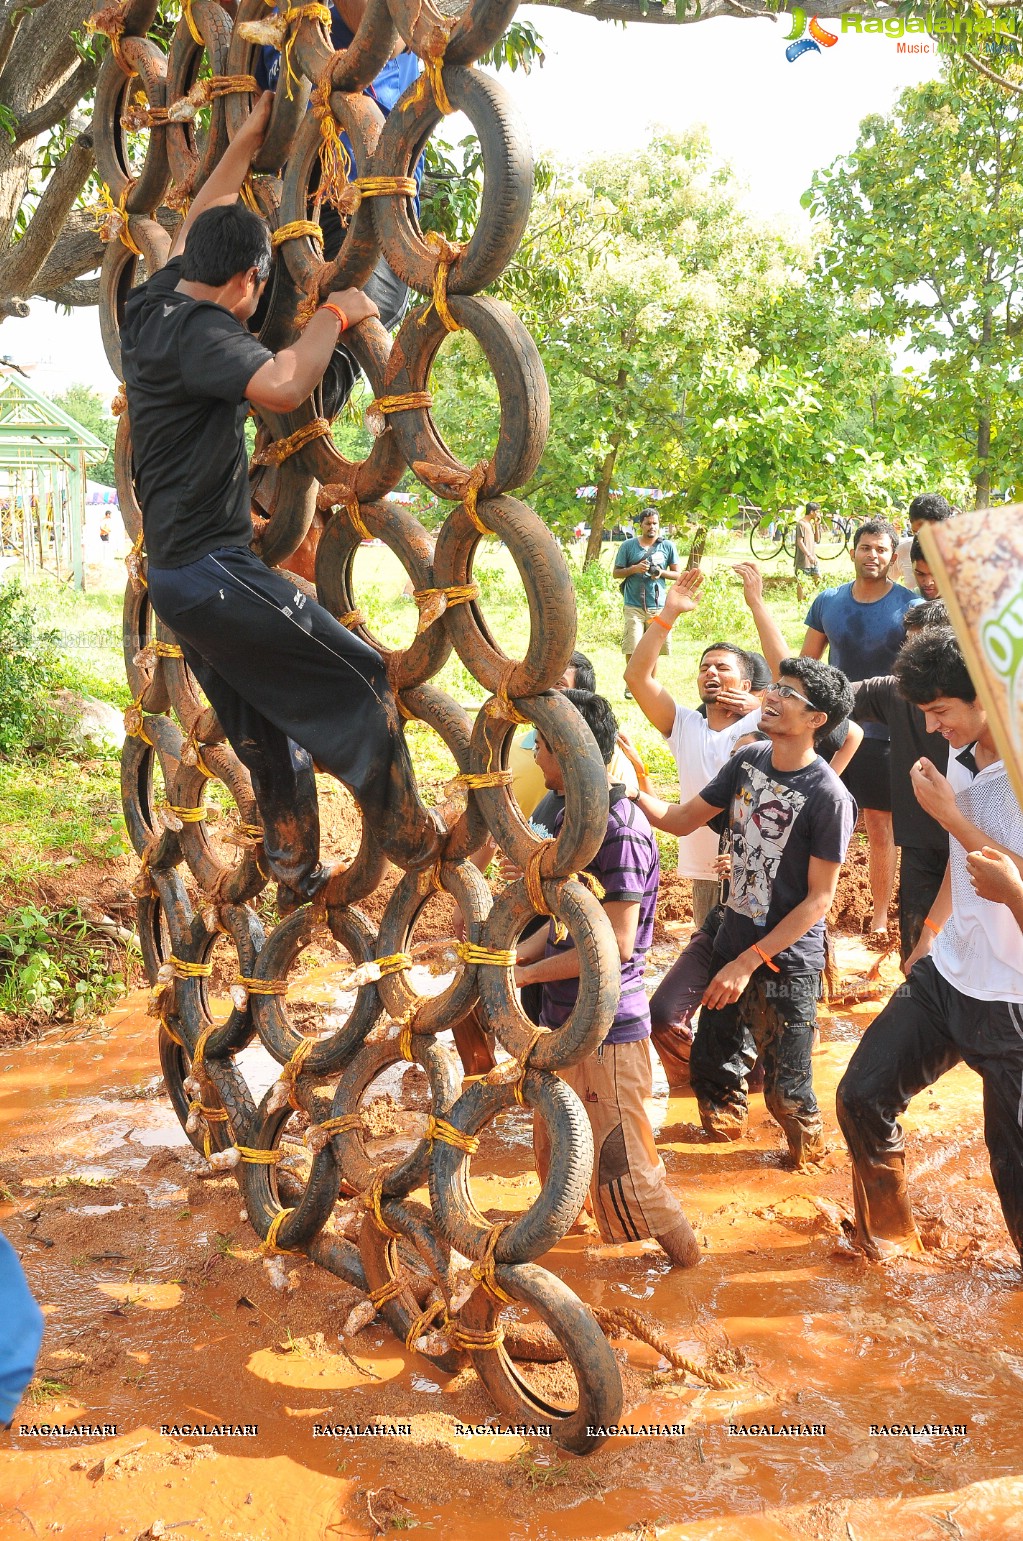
656, 1217, 702, 1268
376, 801, 445, 871
699, 1104, 748, 1142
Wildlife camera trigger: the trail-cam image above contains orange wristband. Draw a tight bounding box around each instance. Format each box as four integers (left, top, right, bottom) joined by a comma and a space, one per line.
922, 916, 942, 936
751, 942, 780, 973
319, 303, 349, 332
651, 612, 673, 632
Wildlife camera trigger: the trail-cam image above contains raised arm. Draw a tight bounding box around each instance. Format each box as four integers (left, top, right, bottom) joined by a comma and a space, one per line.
911, 760, 1023, 876
623, 567, 705, 736
733, 561, 789, 678
170, 92, 274, 258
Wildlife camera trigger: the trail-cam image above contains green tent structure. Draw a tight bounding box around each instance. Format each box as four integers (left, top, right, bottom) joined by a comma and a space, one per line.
0, 368, 109, 590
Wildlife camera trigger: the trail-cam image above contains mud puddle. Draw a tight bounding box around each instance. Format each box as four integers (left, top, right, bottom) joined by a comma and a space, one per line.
2, 939, 1023, 1540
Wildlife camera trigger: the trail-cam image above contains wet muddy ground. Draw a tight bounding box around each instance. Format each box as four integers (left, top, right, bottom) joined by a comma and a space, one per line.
2, 935, 1022, 1541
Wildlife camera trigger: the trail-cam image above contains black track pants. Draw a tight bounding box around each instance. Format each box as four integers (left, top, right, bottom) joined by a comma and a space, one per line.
836, 956, 1023, 1259
896, 845, 948, 964
147, 544, 414, 895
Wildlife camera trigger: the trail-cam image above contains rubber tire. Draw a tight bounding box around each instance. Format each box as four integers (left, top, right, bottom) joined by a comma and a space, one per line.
428, 1068, 593, 1265
380, 294, 548, 502
458, 1260, 623, 1455
248, 903, 383, 1076
373, 65, 532, 296
432, 493, 574, 698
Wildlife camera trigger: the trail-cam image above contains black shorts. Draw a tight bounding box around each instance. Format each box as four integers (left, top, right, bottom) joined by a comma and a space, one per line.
840, 734, 891, 813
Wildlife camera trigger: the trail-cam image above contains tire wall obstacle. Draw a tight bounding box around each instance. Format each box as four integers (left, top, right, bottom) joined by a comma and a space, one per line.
93, 0, 625, 1453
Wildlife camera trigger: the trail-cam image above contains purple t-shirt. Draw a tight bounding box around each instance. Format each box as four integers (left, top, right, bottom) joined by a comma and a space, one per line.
541, 787, 659, 1045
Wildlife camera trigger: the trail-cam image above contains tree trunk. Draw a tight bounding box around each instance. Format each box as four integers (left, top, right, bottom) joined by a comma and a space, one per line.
975, 414, 991, 508
975, 310, 993, 509
584, 434, 622, 567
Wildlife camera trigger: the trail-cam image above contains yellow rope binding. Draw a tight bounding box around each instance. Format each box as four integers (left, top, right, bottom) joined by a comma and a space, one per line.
191, 1020, 216, 1074
364, 1172, 399, 1237
412, 53, 454, 116
469, 1222, 513, 1304
236, 1146, 284, 1165
312, 1113, 364, 1138
262, 1206, 297, 1254
234, 976, 289, 996
421, 231, 464, 333
399, 1024, 414, 1062
169, 955, 213, 978
404, 1298, 447, 1351
462, 460, 491, 534
425, 1116, 479, 1155
338, 175, 417, 216
272, 220, 324, 247
88, 181, 143, 257
454, 942, 516, 968
310, 75, 352, 205
451, 1323, 504, 1353
256, 418, 331, 466
337, 609, 365, 629
182, 0, 204, 44
162, 803, 208, 823
368, 1276, 404, 1308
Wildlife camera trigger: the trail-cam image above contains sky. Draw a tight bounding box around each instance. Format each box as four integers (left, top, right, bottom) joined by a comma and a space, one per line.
4, 11, 941, 403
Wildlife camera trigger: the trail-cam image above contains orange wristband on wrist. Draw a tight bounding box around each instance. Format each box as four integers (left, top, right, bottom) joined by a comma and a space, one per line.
319, 303, 349, 332
651, 613, 673, 632
752, 942, 780, 973
923, 916, 942, 936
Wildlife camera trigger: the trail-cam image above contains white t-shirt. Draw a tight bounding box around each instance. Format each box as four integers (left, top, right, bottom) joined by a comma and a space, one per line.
932, 752, 1023, 1003
664, 703, 761, 880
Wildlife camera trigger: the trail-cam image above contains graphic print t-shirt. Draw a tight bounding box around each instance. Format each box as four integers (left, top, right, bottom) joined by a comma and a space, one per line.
699, 743, 857, 973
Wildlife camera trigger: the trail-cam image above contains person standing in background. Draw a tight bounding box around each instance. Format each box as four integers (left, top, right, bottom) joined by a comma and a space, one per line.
614, 508, 681, 695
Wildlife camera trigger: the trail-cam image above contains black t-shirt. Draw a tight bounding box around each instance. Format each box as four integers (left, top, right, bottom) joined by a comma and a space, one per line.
121, 256, 273, 569
699, 742, 857, 974
852, 677, 949, 853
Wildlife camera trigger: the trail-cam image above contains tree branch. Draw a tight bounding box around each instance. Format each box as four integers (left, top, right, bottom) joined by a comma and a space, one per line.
14, 57, 100, 145
0, 0, 48, 80
43, 275, 100, 307
960, 48, 1023, 97
0, 131, 94, 319
526, 0, 895, 23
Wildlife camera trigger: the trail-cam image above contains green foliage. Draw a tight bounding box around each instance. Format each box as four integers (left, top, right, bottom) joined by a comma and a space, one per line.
806, 59, 1023, 507
0, 579, 63, 754
54, 385, 116, 487
0, 902, 137, 1022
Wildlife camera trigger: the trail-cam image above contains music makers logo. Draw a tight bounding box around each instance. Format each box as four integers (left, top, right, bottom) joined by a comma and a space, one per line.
784, 10, 838, 62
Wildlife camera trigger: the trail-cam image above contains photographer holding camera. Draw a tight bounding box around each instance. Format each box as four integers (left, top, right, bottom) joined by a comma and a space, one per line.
614, 507, 682, 693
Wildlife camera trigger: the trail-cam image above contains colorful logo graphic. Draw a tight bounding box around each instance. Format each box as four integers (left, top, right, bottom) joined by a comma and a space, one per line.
785, 10, 839, 62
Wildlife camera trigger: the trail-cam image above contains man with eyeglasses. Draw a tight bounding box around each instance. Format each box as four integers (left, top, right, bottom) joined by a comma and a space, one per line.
121, 94, 443, 909
635, 658, 856, 1167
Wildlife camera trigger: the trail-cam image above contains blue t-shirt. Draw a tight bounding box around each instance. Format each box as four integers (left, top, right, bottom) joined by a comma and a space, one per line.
614, 537, 679, 611
805, 582, 918, 741
255, 11, 424, 203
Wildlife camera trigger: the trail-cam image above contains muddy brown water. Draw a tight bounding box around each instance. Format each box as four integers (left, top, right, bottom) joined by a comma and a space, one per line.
2, 938, 1022, 1541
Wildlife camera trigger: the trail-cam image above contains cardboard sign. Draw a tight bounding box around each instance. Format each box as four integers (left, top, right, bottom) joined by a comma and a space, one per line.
919, 507, 1023, 810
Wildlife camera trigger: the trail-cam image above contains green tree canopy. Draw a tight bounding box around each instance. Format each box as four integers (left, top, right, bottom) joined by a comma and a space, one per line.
806, 59, 1023, 509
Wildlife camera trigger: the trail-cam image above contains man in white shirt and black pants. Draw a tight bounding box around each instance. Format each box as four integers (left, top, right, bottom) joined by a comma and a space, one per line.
836, 626, 1023, 1263
624, 568, 761, 1084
